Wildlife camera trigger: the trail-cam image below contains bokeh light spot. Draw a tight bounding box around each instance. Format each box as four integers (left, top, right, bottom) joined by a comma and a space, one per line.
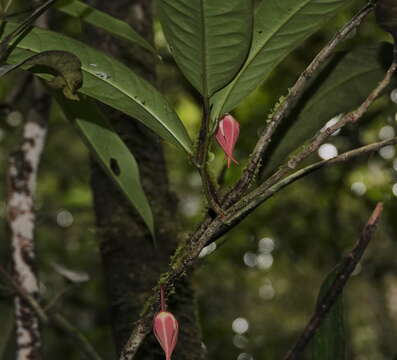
199, 243, 217, 258
258, 237, 274, 253
318, 143, 338, 160
232, 318, 249, 335
233, 334, 248, 349
322, 115, 342, 136
257, 254, 273, 270
351, 182, 367, 196
243, 252, 257, 267
392, 183, 397, 197
237, 353, 253, 360
390, 88, 397, 104
7, 111, 23, 127
379, 125, 395, 140
56, 209, 74, 228
259, 280, 276, 300
379, 145, 395, 160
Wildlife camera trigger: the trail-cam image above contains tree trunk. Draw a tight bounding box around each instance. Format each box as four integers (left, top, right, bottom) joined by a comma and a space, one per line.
89, 1, 204, 359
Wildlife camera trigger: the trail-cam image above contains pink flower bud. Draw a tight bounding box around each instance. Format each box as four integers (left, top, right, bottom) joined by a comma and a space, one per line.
215, 114, 240, 168
153, 287, 179, 360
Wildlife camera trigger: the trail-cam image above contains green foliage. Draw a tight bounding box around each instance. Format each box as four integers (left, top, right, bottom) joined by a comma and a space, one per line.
0, 46, 155, 237
0, 50, 82, 100
0, 22, 193, 154
310, 265, 346, 360
263, 43, 395, 176
158, 0, 253, 98
1, 1, 397, 359
56, 96, 155, 240
211, 0, 353, 119
55, 0, 157, 54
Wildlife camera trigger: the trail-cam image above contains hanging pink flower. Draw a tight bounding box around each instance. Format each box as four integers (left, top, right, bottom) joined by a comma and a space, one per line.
153, 286, 179, 360
215, 114, 240, 168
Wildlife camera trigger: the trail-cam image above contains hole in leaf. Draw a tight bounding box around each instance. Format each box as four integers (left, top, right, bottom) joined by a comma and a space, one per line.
110, 158, 121, 176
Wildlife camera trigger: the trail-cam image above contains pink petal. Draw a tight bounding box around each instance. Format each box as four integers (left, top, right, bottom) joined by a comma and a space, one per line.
153, 311, 179, 360
222, 115, 240, 154
215, 114, 240, 167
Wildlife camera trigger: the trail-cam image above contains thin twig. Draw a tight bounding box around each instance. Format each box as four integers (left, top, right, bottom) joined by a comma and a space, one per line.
43, 284, 75, 311
119, 5, 389, 358
119, 135, 395, 360
2, 0, 13, 14
223, 2, 375, 207
0, 266, 103, 360
282, 202, 383, 360
0, 266, 48, 322
224, 57, 397, 223
51, 314, 103, 360
284, 59, 397, 170
119, 111, 397, 360
224, 137, 397, 227
0, 0, 59, 60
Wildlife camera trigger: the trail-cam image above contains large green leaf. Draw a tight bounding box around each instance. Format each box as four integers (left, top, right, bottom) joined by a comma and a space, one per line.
262, 43, 394, 176
0, 50, 83, 100
55, 0, 157, 55
211, 0, 352, 119
56, 95, 155, 240
309, 266, 346, 360
158, 0, 253, 97
1, 22, 193, 154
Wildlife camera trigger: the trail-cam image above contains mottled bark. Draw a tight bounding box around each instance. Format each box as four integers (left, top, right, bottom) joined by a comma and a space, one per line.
7, 81, 49, 360
89, 1, 204, 359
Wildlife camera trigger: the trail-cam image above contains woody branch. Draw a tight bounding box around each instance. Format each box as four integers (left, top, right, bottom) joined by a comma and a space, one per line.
120, 3, 392, 359
223, 2, 375, 207
283, 203, 383, 360
224, 57, 397, 225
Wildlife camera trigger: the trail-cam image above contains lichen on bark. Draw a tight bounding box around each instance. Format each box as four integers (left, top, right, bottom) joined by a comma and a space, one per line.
88, 1, 204, 359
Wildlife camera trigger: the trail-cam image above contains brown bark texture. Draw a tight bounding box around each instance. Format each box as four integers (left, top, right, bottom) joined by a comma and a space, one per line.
7, 81, 49, 360
88, 1, 204, 359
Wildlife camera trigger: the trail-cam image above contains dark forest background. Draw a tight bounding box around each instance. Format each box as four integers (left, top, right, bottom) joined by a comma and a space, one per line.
1, 1, 397, 359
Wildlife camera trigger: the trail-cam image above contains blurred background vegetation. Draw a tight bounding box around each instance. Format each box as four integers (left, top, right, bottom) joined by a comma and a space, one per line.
1, 0, 397, 359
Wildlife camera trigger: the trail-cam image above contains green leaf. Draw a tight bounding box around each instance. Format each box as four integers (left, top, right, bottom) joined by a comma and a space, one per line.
262, 43, 394, 176
309, 266, 345, 360
158, 0, 253, 97
55, 0, 157, 55
0, 0, 58, 60
0, 50, 82, 100
1, 22, 193, 154
56, 95, 156, 240
0, 305, 14, 359
211, 0, 352, 119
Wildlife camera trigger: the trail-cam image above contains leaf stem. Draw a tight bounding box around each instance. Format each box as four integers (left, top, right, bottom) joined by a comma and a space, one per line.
220, 56, 397, 226
282, 203, 383, 360
221, 2, 375, 207
119, 132, 396, 360
196, 98, 224, 216
223, 137, 397, 227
